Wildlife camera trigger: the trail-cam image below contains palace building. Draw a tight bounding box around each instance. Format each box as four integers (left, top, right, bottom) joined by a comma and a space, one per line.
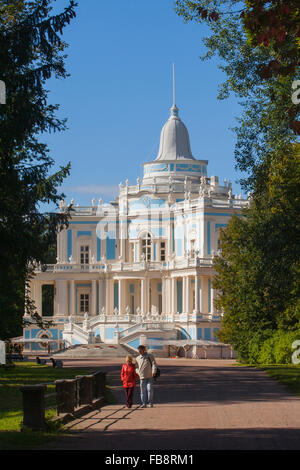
21, 99, 248, 358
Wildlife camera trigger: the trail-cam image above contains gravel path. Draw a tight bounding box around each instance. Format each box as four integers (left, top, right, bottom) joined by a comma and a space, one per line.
45, 358, 300, 450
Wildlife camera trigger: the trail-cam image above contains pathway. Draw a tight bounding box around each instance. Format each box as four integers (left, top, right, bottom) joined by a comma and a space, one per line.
45, 358, 300, 450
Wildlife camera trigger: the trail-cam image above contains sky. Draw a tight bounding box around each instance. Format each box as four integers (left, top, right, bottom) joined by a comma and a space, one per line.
44, 0, 246, 208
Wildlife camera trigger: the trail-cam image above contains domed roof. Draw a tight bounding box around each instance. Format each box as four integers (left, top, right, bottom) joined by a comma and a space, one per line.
155, 104, 194, 161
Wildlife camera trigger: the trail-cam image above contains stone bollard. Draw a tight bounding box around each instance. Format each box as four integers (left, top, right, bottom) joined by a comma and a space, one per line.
20, 384, 46, 430
93, 371, 107, 398
76, 375, 94, 405
63, 379, 76, 413
55, 379, 75, 414
55, 380, 65, 415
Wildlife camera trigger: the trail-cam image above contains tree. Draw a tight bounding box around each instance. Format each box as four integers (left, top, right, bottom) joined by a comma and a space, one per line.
213, 147, 300, 358
175, 0, 300, 361
0, 0, 77, 339
175, 1, 300, 136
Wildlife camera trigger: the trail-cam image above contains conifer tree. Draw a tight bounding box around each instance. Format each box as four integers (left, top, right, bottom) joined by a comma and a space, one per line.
0, 0, 77, 339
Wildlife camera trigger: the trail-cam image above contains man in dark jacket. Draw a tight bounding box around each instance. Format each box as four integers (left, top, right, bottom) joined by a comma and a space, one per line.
135, 344, 157, 408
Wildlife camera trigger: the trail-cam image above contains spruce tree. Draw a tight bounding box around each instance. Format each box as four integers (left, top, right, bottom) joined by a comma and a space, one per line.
0, 0, 77, 339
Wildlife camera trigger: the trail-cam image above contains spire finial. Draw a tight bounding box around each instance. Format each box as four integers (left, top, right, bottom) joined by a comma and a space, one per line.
170, 63, 179, 118
172, 63, 175, 106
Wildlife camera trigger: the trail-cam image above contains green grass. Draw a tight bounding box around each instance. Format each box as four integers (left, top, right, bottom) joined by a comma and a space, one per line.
261, 364, 300, 397
236, 362, 300, 397
0, 361, 97, 449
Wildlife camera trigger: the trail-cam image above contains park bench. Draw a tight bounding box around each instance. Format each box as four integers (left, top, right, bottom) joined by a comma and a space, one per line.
50, 357, 63, 368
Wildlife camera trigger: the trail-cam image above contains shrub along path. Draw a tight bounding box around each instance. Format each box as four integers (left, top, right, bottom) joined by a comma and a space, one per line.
44, 358, 300, 450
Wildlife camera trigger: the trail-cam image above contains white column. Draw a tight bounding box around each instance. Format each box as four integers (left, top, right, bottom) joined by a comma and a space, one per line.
92, 280, 97, 316
98, 279, 102, 313
105, 278, 111, 315
36, 281, 42, 316
56, 280, 68, 316
162, 277, 166, 314
141, 278, 145, 314
146, 278, 150, 314
186, 276, 190, 314
118, 279, 123, 314
171, 277, 176, 315
164, 278, 170, 314
182, 277, 186, 314
69, 280, 75, 316
210, 277, 214, 314
98, 279, 105, 313
195, 274, 200, 313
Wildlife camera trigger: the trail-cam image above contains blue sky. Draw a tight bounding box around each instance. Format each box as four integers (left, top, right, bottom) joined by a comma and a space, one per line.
44, 0, 245, 208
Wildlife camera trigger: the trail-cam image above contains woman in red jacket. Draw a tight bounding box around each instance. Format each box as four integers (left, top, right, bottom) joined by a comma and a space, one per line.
121, 355, 138, 408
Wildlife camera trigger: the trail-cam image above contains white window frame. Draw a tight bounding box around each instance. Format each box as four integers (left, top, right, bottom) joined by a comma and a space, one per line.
79, 244, 90, 265
140, 232, 152, 262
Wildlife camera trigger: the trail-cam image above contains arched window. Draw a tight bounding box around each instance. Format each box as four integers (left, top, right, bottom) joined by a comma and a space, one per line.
140, 232, 152, 261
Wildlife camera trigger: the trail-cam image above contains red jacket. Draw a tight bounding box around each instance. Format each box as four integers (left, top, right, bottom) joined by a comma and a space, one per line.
121, 363, 138, 388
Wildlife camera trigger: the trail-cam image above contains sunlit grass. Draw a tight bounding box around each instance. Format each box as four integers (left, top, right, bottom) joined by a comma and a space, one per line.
261, 364, 300, 397
0, 361, 96, 449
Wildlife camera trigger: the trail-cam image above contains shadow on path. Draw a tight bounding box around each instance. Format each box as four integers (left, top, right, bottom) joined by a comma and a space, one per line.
103, 363, 299, 405
51, 427, 300, 450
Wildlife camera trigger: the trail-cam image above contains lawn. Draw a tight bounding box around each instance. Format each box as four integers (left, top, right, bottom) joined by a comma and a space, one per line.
262, 364, 300, 397
0, 361, 96, 450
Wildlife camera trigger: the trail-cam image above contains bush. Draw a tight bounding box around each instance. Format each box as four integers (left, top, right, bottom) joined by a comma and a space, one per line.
273, 330, 300, 364
243, 329, 273, 364
250, 329, 300, 365
258, 336, 276, 364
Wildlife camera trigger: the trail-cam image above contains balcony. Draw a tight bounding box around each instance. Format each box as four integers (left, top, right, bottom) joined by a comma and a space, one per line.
34, 256, 214, 274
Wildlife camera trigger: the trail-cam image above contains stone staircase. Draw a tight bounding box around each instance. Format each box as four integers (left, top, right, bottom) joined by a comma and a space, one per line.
52, 343, 138, 359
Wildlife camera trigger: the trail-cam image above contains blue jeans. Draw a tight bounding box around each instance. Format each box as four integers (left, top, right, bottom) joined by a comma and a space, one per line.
140, 378, 153, 405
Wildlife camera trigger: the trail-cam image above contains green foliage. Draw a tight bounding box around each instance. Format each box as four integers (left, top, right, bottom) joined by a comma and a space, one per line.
243, 329, 300, 365
259, 336, 276, 364
247, 330, 273, 364
176, 0, 300, 363
175, 1, 300, 191
0, 1, 77, 339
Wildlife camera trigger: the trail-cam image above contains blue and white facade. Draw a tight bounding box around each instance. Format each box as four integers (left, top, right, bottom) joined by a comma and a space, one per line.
23, 102, 248, 356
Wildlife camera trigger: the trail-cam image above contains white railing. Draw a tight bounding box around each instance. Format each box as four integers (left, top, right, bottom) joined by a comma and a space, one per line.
36, 256, 215, 274
119, 321, 175, 340
63, 322, 90, 343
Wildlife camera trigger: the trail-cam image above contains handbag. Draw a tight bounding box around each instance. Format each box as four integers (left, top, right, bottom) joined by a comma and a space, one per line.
147, 354, 161, 379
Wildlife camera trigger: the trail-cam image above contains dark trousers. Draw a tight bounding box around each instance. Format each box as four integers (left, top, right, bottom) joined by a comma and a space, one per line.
124, 387, 134, 407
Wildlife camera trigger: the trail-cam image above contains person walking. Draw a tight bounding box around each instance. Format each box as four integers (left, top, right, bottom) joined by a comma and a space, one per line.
135, 345, 157, 408
121, 355, 138, 408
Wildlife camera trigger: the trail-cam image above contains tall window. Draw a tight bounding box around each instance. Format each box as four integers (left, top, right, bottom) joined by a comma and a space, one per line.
80, 293, 89, 313
160, 241, 166, 261
80, 245, 89, 265
141, 233, 152, 261
42, 284, 54, 316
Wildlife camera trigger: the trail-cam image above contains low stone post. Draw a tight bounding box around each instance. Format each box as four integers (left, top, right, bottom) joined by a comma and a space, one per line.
76, 375, 94, 405
55, 379, 65, 415
55, 379, 75, 414
63, 379, 76, 413
20, 384, 46, 430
